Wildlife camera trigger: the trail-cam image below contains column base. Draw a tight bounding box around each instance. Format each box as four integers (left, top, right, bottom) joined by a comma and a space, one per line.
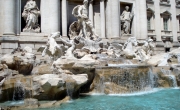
3, 33, 16, 35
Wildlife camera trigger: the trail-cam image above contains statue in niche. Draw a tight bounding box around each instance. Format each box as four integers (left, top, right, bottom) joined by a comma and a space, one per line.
120, 6, 134, 35
22, 0, 40, 33
176, 0, 180, 6
70, 0, 101, 41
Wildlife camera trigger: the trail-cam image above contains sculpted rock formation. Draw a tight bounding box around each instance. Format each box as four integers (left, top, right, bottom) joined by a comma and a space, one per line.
0, 47, 35, 75
22, 0, 40, 33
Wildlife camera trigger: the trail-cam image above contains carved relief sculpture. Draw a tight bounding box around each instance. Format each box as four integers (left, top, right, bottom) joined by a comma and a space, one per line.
120, 6, 134, 35
22, 0, 40, 33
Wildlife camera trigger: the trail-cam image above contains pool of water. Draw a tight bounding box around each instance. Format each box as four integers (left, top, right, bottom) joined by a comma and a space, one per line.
1, 88, 180, 110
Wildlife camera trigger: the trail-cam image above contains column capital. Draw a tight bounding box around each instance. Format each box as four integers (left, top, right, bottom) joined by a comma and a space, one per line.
100, 0, 104, 2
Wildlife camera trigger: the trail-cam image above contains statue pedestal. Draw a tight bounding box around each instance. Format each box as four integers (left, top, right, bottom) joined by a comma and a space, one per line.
120, 34, 132, 43
20, 32, 48, 37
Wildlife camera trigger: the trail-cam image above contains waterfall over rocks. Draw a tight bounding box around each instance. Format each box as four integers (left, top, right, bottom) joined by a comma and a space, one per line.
92, 65, 156, 94
13, 80, 25, 101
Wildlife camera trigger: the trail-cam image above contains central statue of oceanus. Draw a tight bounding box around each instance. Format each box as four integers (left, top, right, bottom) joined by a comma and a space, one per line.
69, 0, 101, 41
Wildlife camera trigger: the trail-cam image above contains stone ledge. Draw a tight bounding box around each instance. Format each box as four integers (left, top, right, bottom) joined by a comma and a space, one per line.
147, 0, 154, 4
0, 36, 19, 42
159, 3, 171, 7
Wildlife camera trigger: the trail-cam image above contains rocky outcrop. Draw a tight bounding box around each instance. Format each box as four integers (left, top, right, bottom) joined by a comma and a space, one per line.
0, 73, 88, 102
147, 53, 170, 66
0, 47, 36, 75
53, 57, 98, 92
31, 64, 53, 75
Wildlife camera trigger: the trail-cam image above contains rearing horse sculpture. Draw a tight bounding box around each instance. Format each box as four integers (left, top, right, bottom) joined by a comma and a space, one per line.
122, 37, 138, 59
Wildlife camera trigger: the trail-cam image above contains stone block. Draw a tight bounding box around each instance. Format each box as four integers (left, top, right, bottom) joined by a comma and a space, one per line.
1, 43, 18, 49
1, 49, 13, 54
20, 43, 35, 49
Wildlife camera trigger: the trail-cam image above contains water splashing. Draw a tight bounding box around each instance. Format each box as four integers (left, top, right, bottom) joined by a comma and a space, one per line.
94, 66, 155, 94
66, 81, 75, 99
160, 68, 177, 87
13, 80, 25, 101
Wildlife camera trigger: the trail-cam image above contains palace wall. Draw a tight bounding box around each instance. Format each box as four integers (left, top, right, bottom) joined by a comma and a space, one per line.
0, 0, 180, 55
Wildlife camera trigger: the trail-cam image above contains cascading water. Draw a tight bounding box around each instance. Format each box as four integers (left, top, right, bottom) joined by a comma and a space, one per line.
93, 66, 156, 94
66, 81, 75, 99
161, 68, 177, 87
13, 80, 25, 101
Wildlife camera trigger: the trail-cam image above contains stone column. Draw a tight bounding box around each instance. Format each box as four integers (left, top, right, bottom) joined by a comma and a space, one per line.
138, 0, 147, 40
154, 0, 161, 41
100, 0, 105, 38
3, 0, 16, 35
106, 0, 111, 38
171, 0, 178, 42
89, 0, 94, 24
111, 0, 120, 38
16, 0, 21, 35
62, 0, 68, 37
41, 0, 60, 34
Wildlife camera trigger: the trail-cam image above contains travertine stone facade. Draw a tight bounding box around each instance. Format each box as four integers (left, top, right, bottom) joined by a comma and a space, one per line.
0, 0, 180, 55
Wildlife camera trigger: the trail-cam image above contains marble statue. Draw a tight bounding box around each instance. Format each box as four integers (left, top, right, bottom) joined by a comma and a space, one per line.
136, 39, 155, 61
120, 6, 134, 34
139, 39, 155, 56
70, 0, 100, 41
38, 32, 65, 60
122, 37, 138, 59
22, 0, 40, 33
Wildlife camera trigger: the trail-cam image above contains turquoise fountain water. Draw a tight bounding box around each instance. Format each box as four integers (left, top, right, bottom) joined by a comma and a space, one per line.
0, 88, 179, 110
38, 88, 180, 110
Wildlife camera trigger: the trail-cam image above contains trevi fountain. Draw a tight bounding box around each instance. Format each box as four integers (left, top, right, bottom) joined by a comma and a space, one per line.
0, 0, 180, 110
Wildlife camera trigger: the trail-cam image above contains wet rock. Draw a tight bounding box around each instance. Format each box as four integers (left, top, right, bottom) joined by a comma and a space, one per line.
24, 98, 39, 106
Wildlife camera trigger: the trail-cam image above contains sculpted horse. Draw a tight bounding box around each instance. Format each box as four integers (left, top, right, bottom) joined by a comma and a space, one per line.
38, 32, 66, 60
122, 37, 138, 59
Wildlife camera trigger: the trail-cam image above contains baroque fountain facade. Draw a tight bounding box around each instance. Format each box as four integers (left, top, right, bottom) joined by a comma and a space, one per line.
0, 0, 180, 109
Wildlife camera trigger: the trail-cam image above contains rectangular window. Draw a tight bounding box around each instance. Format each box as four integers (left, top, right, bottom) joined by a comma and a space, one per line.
147, 17, 151, 30
163, 18, 168, 31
